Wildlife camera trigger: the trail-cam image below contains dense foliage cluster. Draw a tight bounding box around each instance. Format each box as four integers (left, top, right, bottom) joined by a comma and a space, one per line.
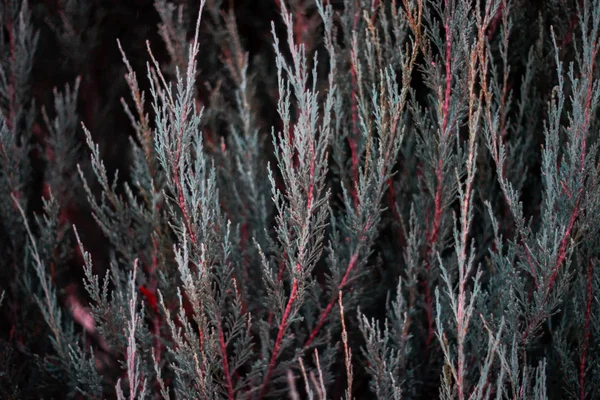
2, 0, 600, 398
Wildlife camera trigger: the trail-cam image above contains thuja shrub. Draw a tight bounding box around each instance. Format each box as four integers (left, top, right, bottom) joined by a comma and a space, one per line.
3, 0, 600, 398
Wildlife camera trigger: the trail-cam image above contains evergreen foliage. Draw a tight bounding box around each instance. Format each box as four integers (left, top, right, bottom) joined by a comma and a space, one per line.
2, 0, 600, 398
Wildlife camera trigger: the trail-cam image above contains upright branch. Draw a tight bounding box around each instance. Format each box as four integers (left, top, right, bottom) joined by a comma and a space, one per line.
435, 0, 498, 398
421, 0, 459, 350
115, 261, 147, 400
518, 0, 600, 342
305, 0, 421, 350
258, 1, 333, 397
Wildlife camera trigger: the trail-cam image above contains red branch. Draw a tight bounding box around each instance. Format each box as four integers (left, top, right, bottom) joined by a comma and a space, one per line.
579, 259, 593, 400
174, 172, 196, 244
267, 255, 288, 326
562, 0, 584, 50
485, 3, 504, 40
370, 0, 381, 25
173, 101, 197, 245
523, 193, 582, 342
259, 140, 316, 396
258, 277, 299, 400
422, 158, 444, 349
421, 0, 454, 351
218, 321, 235, 400
304, 251, 359, 348
139, 286, 158, 314
546, 191, 581, 297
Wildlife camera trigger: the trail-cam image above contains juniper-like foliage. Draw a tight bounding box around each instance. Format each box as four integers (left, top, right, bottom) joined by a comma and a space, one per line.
4, 0, 600, 399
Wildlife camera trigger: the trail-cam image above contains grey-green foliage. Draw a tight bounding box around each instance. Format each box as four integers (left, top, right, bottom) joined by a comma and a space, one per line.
0, 0, 37, 252
8, 0, 600, 399
16, 194, 103, 398
43, 78, 82, 208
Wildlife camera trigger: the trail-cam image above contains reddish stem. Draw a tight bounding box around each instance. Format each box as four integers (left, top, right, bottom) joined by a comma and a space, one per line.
546, 191, 580, 297
579, 259, 593, 400
485, 2, 504, 41
562, 1, 584, 50
267, 256, 288, 326
370, 0, 380, 25
522, 193, 582, 343
421, 0, 453, 353
304, 251, 359, 348
422, 158, 445, 350
218, 321, 235, 400
139, 286, 159, 314
258, 278, 299, 400
173, 101, 197, 245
